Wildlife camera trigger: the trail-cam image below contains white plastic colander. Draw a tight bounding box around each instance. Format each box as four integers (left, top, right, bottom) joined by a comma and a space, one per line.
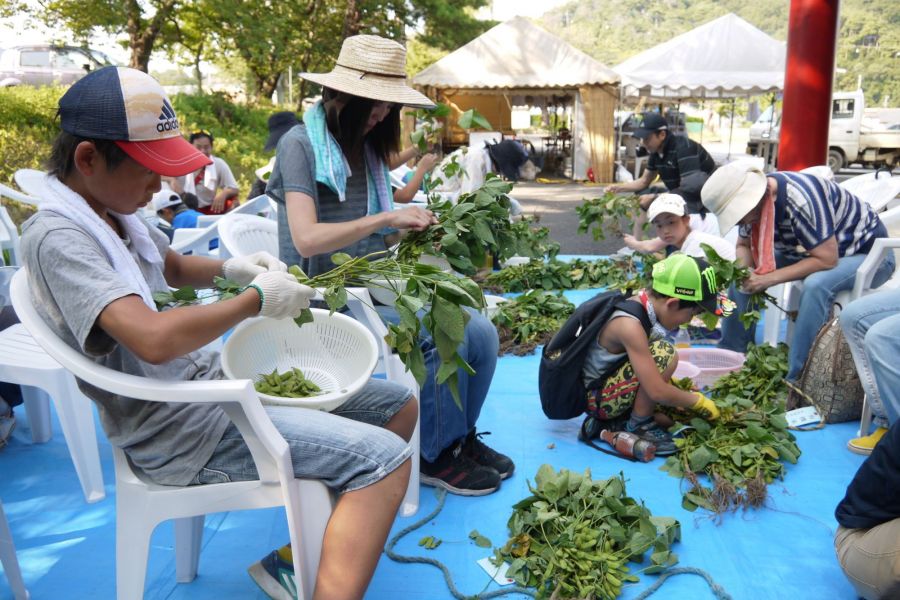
221, 309, 378, 411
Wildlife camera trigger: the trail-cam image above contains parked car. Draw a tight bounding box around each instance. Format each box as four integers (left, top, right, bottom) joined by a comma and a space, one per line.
0, 44, 116, 87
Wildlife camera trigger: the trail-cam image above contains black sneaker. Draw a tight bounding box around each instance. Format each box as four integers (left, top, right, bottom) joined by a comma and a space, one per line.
248, 548, 296, 600
627, 420, 677, 456
462, 430, 515, 479
420, 442, 501, 496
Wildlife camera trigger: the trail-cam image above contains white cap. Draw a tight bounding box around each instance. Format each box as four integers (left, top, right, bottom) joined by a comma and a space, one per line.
648, 193, 687, 222
152, 190, 182, 212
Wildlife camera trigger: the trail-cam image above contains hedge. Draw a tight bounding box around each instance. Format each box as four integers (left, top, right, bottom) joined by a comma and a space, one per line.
0, 85, 279, 224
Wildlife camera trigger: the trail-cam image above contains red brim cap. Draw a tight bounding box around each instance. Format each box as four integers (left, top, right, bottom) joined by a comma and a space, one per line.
115, 137, 212, 177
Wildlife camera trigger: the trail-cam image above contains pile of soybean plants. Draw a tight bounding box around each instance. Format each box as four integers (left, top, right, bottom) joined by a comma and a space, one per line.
491, 291, 574, 356
660, 343, 801, 515
492, 465, 680, 600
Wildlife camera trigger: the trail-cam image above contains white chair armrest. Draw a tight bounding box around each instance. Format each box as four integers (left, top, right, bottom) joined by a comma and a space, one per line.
852, 237, 900, 299
10, 268, 288, 483
0, 182, 41, 207
171, 225, 220, 256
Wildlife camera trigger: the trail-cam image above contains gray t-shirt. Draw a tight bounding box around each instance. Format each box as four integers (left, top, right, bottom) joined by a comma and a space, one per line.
266, 124, 386, 277
21, 211, 230, 486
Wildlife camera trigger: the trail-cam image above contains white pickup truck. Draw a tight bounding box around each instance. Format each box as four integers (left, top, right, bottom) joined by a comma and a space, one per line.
747, 90, 900, 172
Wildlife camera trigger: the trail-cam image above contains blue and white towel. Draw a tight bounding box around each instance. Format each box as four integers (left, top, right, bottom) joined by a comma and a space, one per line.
302, 101, 396, 233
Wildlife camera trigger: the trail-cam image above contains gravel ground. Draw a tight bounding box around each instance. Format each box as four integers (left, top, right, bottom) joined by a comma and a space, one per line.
511, 181, 626, 256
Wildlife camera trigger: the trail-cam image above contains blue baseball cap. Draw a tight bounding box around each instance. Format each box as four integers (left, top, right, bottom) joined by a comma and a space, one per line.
58, 66, 211, 177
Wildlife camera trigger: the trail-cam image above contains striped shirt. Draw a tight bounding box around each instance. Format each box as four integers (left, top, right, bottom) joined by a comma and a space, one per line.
647, 134, 716, 214
739, 172, 885, 260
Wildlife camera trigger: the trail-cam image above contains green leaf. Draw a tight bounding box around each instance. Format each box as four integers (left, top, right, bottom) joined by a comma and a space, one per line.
172, 286, 198, 301
331, 252, 352, 265
294, 308, 314, 327
458, 108, 493, 131
468, 529, 492, 548
323, 286, 347, 312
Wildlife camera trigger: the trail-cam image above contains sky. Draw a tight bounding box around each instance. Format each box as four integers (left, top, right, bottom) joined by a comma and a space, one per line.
0, 0, 572, 72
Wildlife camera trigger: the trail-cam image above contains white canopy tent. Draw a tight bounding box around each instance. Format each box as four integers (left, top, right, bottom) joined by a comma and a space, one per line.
615, 13, 786, 100
412, 17, 621, 181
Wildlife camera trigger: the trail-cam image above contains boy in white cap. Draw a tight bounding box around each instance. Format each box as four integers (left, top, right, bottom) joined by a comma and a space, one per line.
624, 193, 736, 261
21, 66, 418, 600
701, 161, 895, 383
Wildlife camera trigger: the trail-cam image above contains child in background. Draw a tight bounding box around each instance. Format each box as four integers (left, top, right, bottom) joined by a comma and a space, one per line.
624, 193, 736, 261
582, 253, 725, 455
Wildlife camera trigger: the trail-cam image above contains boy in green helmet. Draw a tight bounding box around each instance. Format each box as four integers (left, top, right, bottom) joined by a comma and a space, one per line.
582, 253, 727, 455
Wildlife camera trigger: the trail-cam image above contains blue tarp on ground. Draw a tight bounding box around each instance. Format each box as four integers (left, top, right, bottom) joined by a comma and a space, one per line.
0, 287, 863, 599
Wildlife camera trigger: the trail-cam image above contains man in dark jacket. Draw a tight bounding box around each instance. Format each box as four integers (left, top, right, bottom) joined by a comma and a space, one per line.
606, 112, 718, 239
834, 421, 900, 599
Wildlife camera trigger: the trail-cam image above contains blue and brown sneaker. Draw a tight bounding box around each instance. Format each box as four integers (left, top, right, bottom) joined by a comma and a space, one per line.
420, 441, 501, 496
626, 416, 677, 456
248, 545, 296, 600
461, 430, 515, 479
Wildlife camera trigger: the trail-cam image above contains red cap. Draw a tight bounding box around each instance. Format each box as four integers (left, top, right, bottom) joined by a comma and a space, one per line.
115, 138, 211, 177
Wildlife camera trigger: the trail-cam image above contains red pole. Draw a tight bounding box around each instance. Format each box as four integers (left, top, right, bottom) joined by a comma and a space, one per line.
777, 0, 840, 171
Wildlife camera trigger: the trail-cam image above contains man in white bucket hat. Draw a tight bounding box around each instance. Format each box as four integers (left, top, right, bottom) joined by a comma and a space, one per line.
701, 161, 895, 384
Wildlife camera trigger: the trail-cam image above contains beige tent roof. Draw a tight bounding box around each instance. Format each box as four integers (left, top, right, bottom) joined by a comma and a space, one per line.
412, 17, 619, 89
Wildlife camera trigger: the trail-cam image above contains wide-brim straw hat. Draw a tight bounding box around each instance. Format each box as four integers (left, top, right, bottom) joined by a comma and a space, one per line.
300, 35, 435, 109
701, 162, 768, 233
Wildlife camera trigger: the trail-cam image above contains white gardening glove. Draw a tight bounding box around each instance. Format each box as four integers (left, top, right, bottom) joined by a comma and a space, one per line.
223, 251, 287, 285
246, 271, 316, 320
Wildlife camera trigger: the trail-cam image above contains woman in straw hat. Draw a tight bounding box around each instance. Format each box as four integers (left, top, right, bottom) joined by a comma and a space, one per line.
267, 35, 513, 502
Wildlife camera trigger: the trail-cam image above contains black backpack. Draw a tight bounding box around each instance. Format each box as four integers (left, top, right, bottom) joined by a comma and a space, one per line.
539, 290, 652, 420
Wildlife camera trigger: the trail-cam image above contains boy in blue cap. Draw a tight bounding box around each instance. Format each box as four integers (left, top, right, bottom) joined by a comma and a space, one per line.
20, 65, 418, 600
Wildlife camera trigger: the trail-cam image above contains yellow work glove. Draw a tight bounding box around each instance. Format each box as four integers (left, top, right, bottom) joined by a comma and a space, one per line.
691, 392, 720, 421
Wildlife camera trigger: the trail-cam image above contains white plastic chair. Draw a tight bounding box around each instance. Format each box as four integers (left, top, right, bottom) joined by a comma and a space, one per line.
0, 500, 29, 600
0, 267, 105, 503
13, 169, 50, 200
799, 165, 834, 180
0, 206, 22, 266
0, 183, 41, 208
217, 214, 278, 260
170, 195, 275, 258
839, 170, 900, 212
10, 268, 334, 600
214, 218, 421, 515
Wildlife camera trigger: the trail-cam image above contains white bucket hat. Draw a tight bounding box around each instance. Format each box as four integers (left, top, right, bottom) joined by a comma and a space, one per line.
648, 193, 687, 222
300, 35, 435, 109
152, 190, 182, 212
701, 162, 768, 233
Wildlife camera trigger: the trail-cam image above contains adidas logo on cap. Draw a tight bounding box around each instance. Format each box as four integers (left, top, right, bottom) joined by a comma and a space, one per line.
157, 99, 180, 133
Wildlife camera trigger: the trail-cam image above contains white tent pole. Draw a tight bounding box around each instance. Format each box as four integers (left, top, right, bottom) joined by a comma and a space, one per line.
728, 98, 735, 160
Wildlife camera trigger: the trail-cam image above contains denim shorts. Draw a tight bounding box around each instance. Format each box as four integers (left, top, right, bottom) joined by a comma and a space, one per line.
191, 378, 413, 493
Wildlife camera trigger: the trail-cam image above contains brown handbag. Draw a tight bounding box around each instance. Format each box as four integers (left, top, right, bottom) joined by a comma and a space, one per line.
786, 310, 863, 423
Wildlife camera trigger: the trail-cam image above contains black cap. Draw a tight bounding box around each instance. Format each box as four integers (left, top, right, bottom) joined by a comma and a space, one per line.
632, 112, 668, 139
264, 111, 300, 151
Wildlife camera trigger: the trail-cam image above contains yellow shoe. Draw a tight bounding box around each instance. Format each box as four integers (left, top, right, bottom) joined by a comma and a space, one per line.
847, 427, 888, 455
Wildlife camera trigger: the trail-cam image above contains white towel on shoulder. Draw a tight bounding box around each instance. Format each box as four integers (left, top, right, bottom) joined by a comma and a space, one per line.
183, 159, 218, 196
40, 175, 162, 310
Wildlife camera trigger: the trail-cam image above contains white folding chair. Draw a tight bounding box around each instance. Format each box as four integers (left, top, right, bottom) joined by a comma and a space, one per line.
0, 267, 104, 503
0, 500, 29, 600
215, 217, 421, 515
11, 268, 334, 600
